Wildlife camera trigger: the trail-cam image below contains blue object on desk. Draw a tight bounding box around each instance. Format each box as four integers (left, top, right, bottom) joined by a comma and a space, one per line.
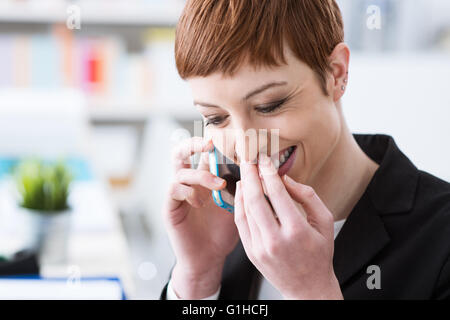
0, 157, 93, 181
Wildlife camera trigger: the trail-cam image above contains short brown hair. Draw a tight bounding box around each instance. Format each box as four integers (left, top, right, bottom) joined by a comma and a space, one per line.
175, 0, 344, 95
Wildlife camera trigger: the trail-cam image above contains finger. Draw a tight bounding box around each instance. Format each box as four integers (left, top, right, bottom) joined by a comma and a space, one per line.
244, 194, 263, 250
176, 168, 226, 191
197, 149, 210, 171
172, 137, 213, 171
240, 174, 264, 247
166, 183, 203, 211
234, 181, 252, 250
283, 175, 334, 237
258, 153, 304, 226
240, 161, 278, 234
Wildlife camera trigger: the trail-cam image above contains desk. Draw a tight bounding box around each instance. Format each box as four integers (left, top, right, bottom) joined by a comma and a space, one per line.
0, 178, 135, 298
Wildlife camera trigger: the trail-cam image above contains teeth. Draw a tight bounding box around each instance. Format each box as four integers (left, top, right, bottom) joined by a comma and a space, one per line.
274, 159, 280, 168
270, 146, 295, 169
279, 146, 295, 167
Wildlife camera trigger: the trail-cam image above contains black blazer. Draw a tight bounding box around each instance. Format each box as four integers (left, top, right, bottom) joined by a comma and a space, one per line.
161, 134, 450, 299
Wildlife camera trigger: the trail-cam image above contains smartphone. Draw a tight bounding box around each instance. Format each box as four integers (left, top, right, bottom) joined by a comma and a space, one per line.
208, 147, 240, 213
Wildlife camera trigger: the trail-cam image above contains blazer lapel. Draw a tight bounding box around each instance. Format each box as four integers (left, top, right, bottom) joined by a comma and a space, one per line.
219, 240, 260, 299
333, 190, 390, 287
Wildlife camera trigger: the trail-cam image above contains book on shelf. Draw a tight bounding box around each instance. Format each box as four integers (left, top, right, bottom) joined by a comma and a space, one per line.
0, 25, 153, 106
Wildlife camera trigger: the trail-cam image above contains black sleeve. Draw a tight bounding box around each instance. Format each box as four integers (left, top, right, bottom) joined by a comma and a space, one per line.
160, 282, 169, 300
433, 255, 450, 300
159, 263, 175, 300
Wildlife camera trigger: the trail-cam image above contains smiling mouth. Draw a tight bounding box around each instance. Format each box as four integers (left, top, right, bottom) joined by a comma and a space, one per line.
270, 145, 297, 176
235, 145, 297, 175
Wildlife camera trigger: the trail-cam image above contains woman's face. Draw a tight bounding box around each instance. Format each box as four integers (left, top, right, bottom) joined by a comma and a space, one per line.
188, 46, 343, 184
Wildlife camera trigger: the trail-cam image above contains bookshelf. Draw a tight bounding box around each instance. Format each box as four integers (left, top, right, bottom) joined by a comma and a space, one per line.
0, 0, 197, 122
0, 0, 198, 203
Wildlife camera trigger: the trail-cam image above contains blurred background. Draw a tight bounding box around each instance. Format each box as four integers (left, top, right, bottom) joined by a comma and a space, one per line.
0, 0, 449, 299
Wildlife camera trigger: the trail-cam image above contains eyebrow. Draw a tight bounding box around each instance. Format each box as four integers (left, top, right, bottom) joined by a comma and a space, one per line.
193, 81, 288, 108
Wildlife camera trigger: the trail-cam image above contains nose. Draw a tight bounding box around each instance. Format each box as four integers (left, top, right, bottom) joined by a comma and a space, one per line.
229, 119, 255, 164
233, 126, 271, 165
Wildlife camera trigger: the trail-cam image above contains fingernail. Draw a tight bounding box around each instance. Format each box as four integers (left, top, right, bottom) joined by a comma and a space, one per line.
203, 138, 212, 147
258, 153, 271, 166
258, 153, 276, 175
215, 177, 225, 185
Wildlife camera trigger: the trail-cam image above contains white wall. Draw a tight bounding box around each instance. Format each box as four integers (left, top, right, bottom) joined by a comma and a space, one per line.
0, 88, 90, 158
343, 53, 450, 182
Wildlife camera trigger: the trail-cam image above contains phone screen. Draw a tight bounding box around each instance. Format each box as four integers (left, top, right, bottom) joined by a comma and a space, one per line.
212, 148, 240, 206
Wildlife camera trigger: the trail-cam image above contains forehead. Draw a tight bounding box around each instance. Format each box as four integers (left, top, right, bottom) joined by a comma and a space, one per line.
187, 47, 312, 100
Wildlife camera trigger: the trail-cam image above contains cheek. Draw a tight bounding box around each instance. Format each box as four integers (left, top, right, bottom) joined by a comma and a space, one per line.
302, 102, 342, 171
275, 102, 341, 179
269, 108, 322, 143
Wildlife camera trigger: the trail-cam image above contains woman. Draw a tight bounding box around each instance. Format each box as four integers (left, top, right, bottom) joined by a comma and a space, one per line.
161, 0, 450, 299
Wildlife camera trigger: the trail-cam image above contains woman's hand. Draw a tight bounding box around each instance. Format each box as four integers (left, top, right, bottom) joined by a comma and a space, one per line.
234, 153, 343, 300
163, 137, 240, 299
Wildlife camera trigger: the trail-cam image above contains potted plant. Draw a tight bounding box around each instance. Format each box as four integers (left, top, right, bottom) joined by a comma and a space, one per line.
14, 159, 73, 264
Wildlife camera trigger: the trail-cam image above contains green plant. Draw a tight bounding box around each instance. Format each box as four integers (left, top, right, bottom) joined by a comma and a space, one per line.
15, 159, 73, 212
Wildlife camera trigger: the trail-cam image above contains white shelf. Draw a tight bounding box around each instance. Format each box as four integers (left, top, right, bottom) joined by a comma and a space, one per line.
87, 95, 200, 122
88, 100, 200, 122
0, 1, 184, 26
88, 107, 200, 122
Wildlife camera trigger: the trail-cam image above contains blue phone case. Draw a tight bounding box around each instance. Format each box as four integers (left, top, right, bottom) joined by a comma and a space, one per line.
208, 147, 235, 214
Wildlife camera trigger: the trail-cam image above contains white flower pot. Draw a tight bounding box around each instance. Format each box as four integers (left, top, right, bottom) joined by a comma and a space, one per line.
18, 206, 71, 265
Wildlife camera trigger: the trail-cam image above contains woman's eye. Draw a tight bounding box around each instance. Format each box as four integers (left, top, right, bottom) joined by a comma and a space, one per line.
255, 99, 286, 114
205, 116, 227, 126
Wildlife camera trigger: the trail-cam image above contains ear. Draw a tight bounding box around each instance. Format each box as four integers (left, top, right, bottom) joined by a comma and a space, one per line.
328, 42, 350, 102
